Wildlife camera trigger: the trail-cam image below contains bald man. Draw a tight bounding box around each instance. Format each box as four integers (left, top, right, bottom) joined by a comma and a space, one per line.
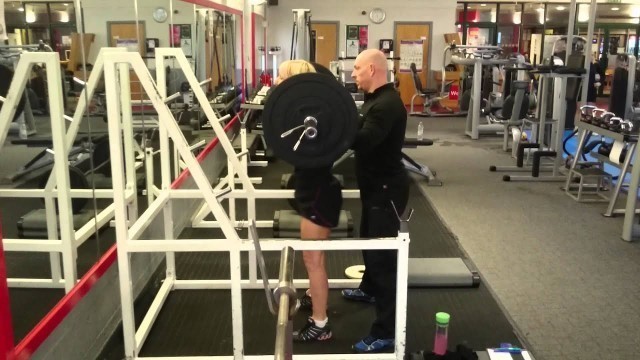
345, 49, 409, 353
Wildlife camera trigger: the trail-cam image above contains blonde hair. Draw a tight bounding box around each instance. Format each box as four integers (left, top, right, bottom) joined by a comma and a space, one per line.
277, 60, 316, 82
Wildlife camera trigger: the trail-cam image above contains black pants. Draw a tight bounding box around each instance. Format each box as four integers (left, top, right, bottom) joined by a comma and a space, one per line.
358, 176, 409, 339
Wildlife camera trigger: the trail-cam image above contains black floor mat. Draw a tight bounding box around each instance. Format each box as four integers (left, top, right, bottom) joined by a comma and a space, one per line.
98, 157, 522, 358
3, 195, 117, 341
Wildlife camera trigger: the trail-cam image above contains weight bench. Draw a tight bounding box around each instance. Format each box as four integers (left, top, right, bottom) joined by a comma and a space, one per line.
344, 257, 479, 287
408, 62, 441, 116
17, 209, 97, 239
402, 137, 442, 186
273, 210, 354, 238
333, 138, 442, 187
407, 258, 480, 287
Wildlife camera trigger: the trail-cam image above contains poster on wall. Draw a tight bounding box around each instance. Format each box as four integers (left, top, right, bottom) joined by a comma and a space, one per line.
0, 1, 7, 41
358, 26, 368, 53
346, 39, 360, 57
399, 40, 423, 73
346, 25, 368, 57
170, 24, 193, 56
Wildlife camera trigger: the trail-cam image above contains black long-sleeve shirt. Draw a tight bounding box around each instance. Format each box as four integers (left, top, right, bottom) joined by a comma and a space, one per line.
352, 83, 407, 188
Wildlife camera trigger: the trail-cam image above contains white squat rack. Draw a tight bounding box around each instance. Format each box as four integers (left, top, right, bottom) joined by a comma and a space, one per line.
104, 48, 410, 360
0, 49, 141, 291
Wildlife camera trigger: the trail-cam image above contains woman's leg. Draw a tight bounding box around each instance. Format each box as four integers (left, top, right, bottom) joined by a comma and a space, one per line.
300, 217, 331, 321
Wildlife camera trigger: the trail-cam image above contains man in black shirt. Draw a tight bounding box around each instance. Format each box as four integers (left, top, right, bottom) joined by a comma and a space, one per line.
345, 49, 409, 353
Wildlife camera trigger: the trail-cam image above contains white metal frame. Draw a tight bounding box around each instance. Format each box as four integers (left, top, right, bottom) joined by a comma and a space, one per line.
105, 48, 410, 360
0, 49, 139, 291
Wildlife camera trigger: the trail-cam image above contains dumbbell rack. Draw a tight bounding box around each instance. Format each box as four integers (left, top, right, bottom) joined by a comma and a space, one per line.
564, 121, 637, 212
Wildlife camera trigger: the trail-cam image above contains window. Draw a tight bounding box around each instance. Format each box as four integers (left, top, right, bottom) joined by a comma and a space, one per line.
497, 3, 523, 53
5, 2, 77, 58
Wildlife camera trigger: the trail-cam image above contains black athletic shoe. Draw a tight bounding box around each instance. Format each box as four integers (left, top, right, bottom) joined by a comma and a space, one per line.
293, 318, 332, 342
299, 294, 313, 311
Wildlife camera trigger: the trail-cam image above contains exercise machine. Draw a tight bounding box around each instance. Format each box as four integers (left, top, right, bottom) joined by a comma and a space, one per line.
447, 43, 520, 139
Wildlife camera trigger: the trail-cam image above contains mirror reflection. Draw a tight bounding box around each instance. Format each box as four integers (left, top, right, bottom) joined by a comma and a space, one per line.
0, 0, 142, 344
1, 0, 247, 355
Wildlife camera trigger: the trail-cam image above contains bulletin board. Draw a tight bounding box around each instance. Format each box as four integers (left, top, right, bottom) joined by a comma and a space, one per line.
346, 25, 368, 58
399, 40, 424, 72
170, 24, 193, 56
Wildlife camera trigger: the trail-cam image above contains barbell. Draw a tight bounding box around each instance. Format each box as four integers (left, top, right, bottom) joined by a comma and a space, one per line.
262, 72, 359, 169
0, 64, 27, 122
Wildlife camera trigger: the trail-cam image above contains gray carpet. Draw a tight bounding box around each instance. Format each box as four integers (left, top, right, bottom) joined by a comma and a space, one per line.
405, 116, 640, 360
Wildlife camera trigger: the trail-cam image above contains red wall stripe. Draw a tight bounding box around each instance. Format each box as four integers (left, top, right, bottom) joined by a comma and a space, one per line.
0, 216, 15, 359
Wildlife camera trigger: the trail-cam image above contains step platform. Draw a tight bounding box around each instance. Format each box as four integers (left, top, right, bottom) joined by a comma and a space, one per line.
346, 258, 480, 288
273, 209, 353, 238
280, 173, 344, 189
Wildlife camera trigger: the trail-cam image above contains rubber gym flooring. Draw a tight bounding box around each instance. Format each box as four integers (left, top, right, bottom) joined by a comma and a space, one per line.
97, 155, 523, 358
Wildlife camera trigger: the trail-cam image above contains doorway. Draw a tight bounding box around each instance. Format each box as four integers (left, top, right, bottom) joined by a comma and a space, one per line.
394, 22, 432, 105
310, 22, 338, 70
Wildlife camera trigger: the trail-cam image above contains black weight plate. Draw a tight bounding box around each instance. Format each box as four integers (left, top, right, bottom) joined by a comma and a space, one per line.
38, 166, 89, 214
0, 64, 26, 122
262, 72, 358, 169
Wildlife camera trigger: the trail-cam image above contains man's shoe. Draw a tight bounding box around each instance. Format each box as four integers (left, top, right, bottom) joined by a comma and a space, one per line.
341, 288, 375, 303
299, 293, 313, 311
293, 318, 332, 342
352, 335, 394, 353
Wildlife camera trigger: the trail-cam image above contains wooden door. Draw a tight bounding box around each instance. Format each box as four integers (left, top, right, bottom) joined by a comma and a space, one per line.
205, 17, 225, 90
310, 22, 338, 69
107, 22, 145, 55
395, 23, 431, 105
107, 22, 146, 100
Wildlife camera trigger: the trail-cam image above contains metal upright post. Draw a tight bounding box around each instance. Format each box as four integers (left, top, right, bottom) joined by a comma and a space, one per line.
118, 63, 139, 224
155, 53, 177, 281
552, 76, 568, 176
46, 53, 78, 292
625, 56, 636, 120
466, 60, 483, 139
580, 0, 597, 104
622, 139, 640, 241
104, 55, 137, 358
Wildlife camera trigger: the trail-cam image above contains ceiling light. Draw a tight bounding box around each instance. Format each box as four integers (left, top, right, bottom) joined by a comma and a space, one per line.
578, 4, 590, 22
480, 4, 487, 7
59, 11, 69, 23
556, 6, 565, 11
513, 11, 522, 25
26, 11, 36, 23
611, 7, 619, 11
18, 7, 25, 12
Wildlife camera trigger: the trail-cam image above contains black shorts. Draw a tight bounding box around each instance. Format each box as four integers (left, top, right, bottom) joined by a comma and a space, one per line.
292, 167, 343, 228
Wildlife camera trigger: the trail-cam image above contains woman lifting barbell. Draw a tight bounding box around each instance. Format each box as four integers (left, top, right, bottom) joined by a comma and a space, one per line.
273, 59, 342, 342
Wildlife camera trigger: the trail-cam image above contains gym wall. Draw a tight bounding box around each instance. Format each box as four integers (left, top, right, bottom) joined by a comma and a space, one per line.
266, 0, 457, 73
79, 0, 199, 65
